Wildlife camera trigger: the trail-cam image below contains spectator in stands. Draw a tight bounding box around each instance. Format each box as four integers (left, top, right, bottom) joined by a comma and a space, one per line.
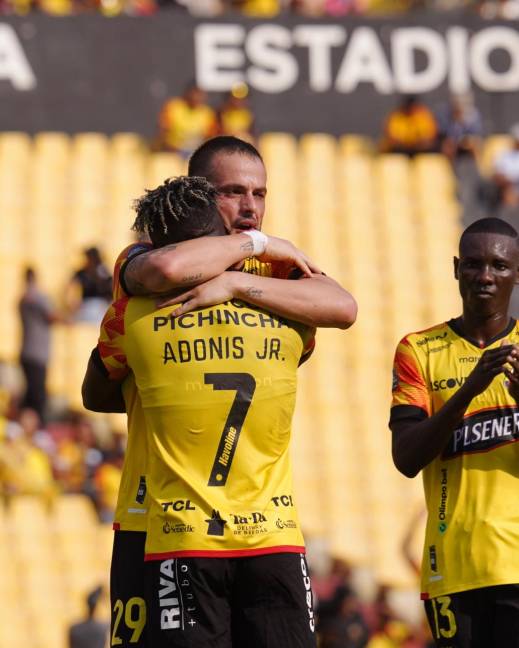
318, 587, 370, 648
323, 0, 365, 15
156, 83, 217, 157
217, 84, 255, 142
290, 0, 326, 14
438, 93, 485, 223
53, 413, 104, 496
66, 246, 112, 324
173, 0, 227, 14
19, 267, 62, 422
477, 0, 519, 19
492, 123, 519, 210
231, 0, 281, 14
438, 93, 483, 163
0, 408, 55, 499
68, 585, 108, 648
381, 95, 438, 157
93, 433, 124, 522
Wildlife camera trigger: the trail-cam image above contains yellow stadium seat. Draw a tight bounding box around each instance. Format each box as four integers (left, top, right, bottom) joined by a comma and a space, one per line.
339, 134, 374, 156
147, 152, 185, 186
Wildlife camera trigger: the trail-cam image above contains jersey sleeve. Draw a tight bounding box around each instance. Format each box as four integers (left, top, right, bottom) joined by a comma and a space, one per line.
112, 242, 153, 300
391, 336, 431, 420
97, 298, 130, 380
299, 328, 316, 365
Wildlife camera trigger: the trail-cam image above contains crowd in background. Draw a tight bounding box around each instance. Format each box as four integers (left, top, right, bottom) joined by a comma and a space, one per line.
0, 0, 518, 17
2, 76, 519, 647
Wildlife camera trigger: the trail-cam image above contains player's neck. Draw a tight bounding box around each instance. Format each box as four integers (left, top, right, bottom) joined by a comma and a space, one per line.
457, 309, 511, 347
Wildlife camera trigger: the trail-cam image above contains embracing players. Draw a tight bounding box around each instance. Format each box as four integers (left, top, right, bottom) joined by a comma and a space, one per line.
83, 136, 357, 647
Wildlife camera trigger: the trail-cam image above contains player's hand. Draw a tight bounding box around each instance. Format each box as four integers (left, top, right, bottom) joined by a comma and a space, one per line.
258, 236, 321, 277
503, 343, 519, 401
156, 272, 237, 316
463, 342, 517, 398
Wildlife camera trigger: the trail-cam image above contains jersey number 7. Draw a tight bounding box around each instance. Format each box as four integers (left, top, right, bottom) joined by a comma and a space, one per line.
205, 372, 256, 487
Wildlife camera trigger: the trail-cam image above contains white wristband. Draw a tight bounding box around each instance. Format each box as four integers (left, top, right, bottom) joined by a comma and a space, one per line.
242, 229, 268, 256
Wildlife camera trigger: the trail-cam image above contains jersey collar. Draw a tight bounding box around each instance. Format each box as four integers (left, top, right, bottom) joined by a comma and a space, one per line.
447, 317, 517, 349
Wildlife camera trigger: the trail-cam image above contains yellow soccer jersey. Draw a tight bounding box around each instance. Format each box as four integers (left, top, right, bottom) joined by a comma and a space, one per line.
107, 248, 311, 536
99, 296, 314, 560
391, 318, 519, 599
111, 242, 152, 532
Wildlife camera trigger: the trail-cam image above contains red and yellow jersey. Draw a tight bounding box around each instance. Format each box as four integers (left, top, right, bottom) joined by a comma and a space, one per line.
112, 243, 152, 532
391, 318, 519, 599
99, 293, 314, 560
109, 247, 312, 535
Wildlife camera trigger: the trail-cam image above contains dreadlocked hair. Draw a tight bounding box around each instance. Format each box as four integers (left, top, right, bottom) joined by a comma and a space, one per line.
132, 176, 218, 246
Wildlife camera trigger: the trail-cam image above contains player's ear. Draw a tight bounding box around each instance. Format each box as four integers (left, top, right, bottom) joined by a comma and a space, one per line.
454, 256, 459, 280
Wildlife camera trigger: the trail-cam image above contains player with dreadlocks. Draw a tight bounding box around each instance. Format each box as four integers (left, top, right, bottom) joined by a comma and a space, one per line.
131, 175, 223, 248
83, 138, 357, 648
83, 175, 226, 648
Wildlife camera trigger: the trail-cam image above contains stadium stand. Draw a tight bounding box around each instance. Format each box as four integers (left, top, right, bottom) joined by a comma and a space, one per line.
0, 129, 468, 645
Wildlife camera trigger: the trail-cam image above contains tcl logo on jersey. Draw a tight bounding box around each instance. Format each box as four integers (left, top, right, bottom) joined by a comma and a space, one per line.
271, 494, 294, 507
431, 377, 467, 391
162, 499, 196, 512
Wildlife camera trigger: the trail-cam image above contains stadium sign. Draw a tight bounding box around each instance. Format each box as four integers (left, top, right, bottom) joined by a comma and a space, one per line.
1, 13, 519, 136
196, 24, 519, 95
0, 24, 36, 90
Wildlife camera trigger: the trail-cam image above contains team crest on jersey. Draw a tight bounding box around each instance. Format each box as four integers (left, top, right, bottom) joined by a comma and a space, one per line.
205, 510, 226, 536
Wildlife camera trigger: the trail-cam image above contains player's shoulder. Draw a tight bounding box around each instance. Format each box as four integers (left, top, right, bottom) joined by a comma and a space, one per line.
114, 242, 152, 267
398, 321, 452, 350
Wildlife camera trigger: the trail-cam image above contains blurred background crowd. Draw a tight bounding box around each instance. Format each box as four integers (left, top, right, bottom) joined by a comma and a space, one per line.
2, 0, 519, 644
2, 0, 519, 17
2, 83, 519, 647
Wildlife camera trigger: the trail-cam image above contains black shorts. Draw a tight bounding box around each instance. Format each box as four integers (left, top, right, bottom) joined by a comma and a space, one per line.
424, 584, 519, 648
145, 552, 317, 648
110, 530, 147, 647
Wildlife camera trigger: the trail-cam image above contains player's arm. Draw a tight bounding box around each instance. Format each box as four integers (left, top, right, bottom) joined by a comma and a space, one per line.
81, 300, 130, 413
122, 234, 319, 296
158, 271, 357, 330
82, 348, 125, 413
391, 344, 517, 478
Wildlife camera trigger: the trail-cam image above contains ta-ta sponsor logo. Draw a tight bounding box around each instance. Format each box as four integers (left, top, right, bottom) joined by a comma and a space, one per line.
159, 560, 182, 630
300, 555, 315, 633
231, 512, 267, 524
431, 376, 466, 391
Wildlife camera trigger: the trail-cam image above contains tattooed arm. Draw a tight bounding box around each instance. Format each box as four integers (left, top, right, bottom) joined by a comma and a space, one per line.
122, 235, 319, 296
158, 271, 357, 330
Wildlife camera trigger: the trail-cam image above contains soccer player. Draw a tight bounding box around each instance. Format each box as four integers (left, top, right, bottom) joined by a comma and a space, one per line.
91, 177, 340, 648
83, 152, 356, 645
390, 217, 519, 647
